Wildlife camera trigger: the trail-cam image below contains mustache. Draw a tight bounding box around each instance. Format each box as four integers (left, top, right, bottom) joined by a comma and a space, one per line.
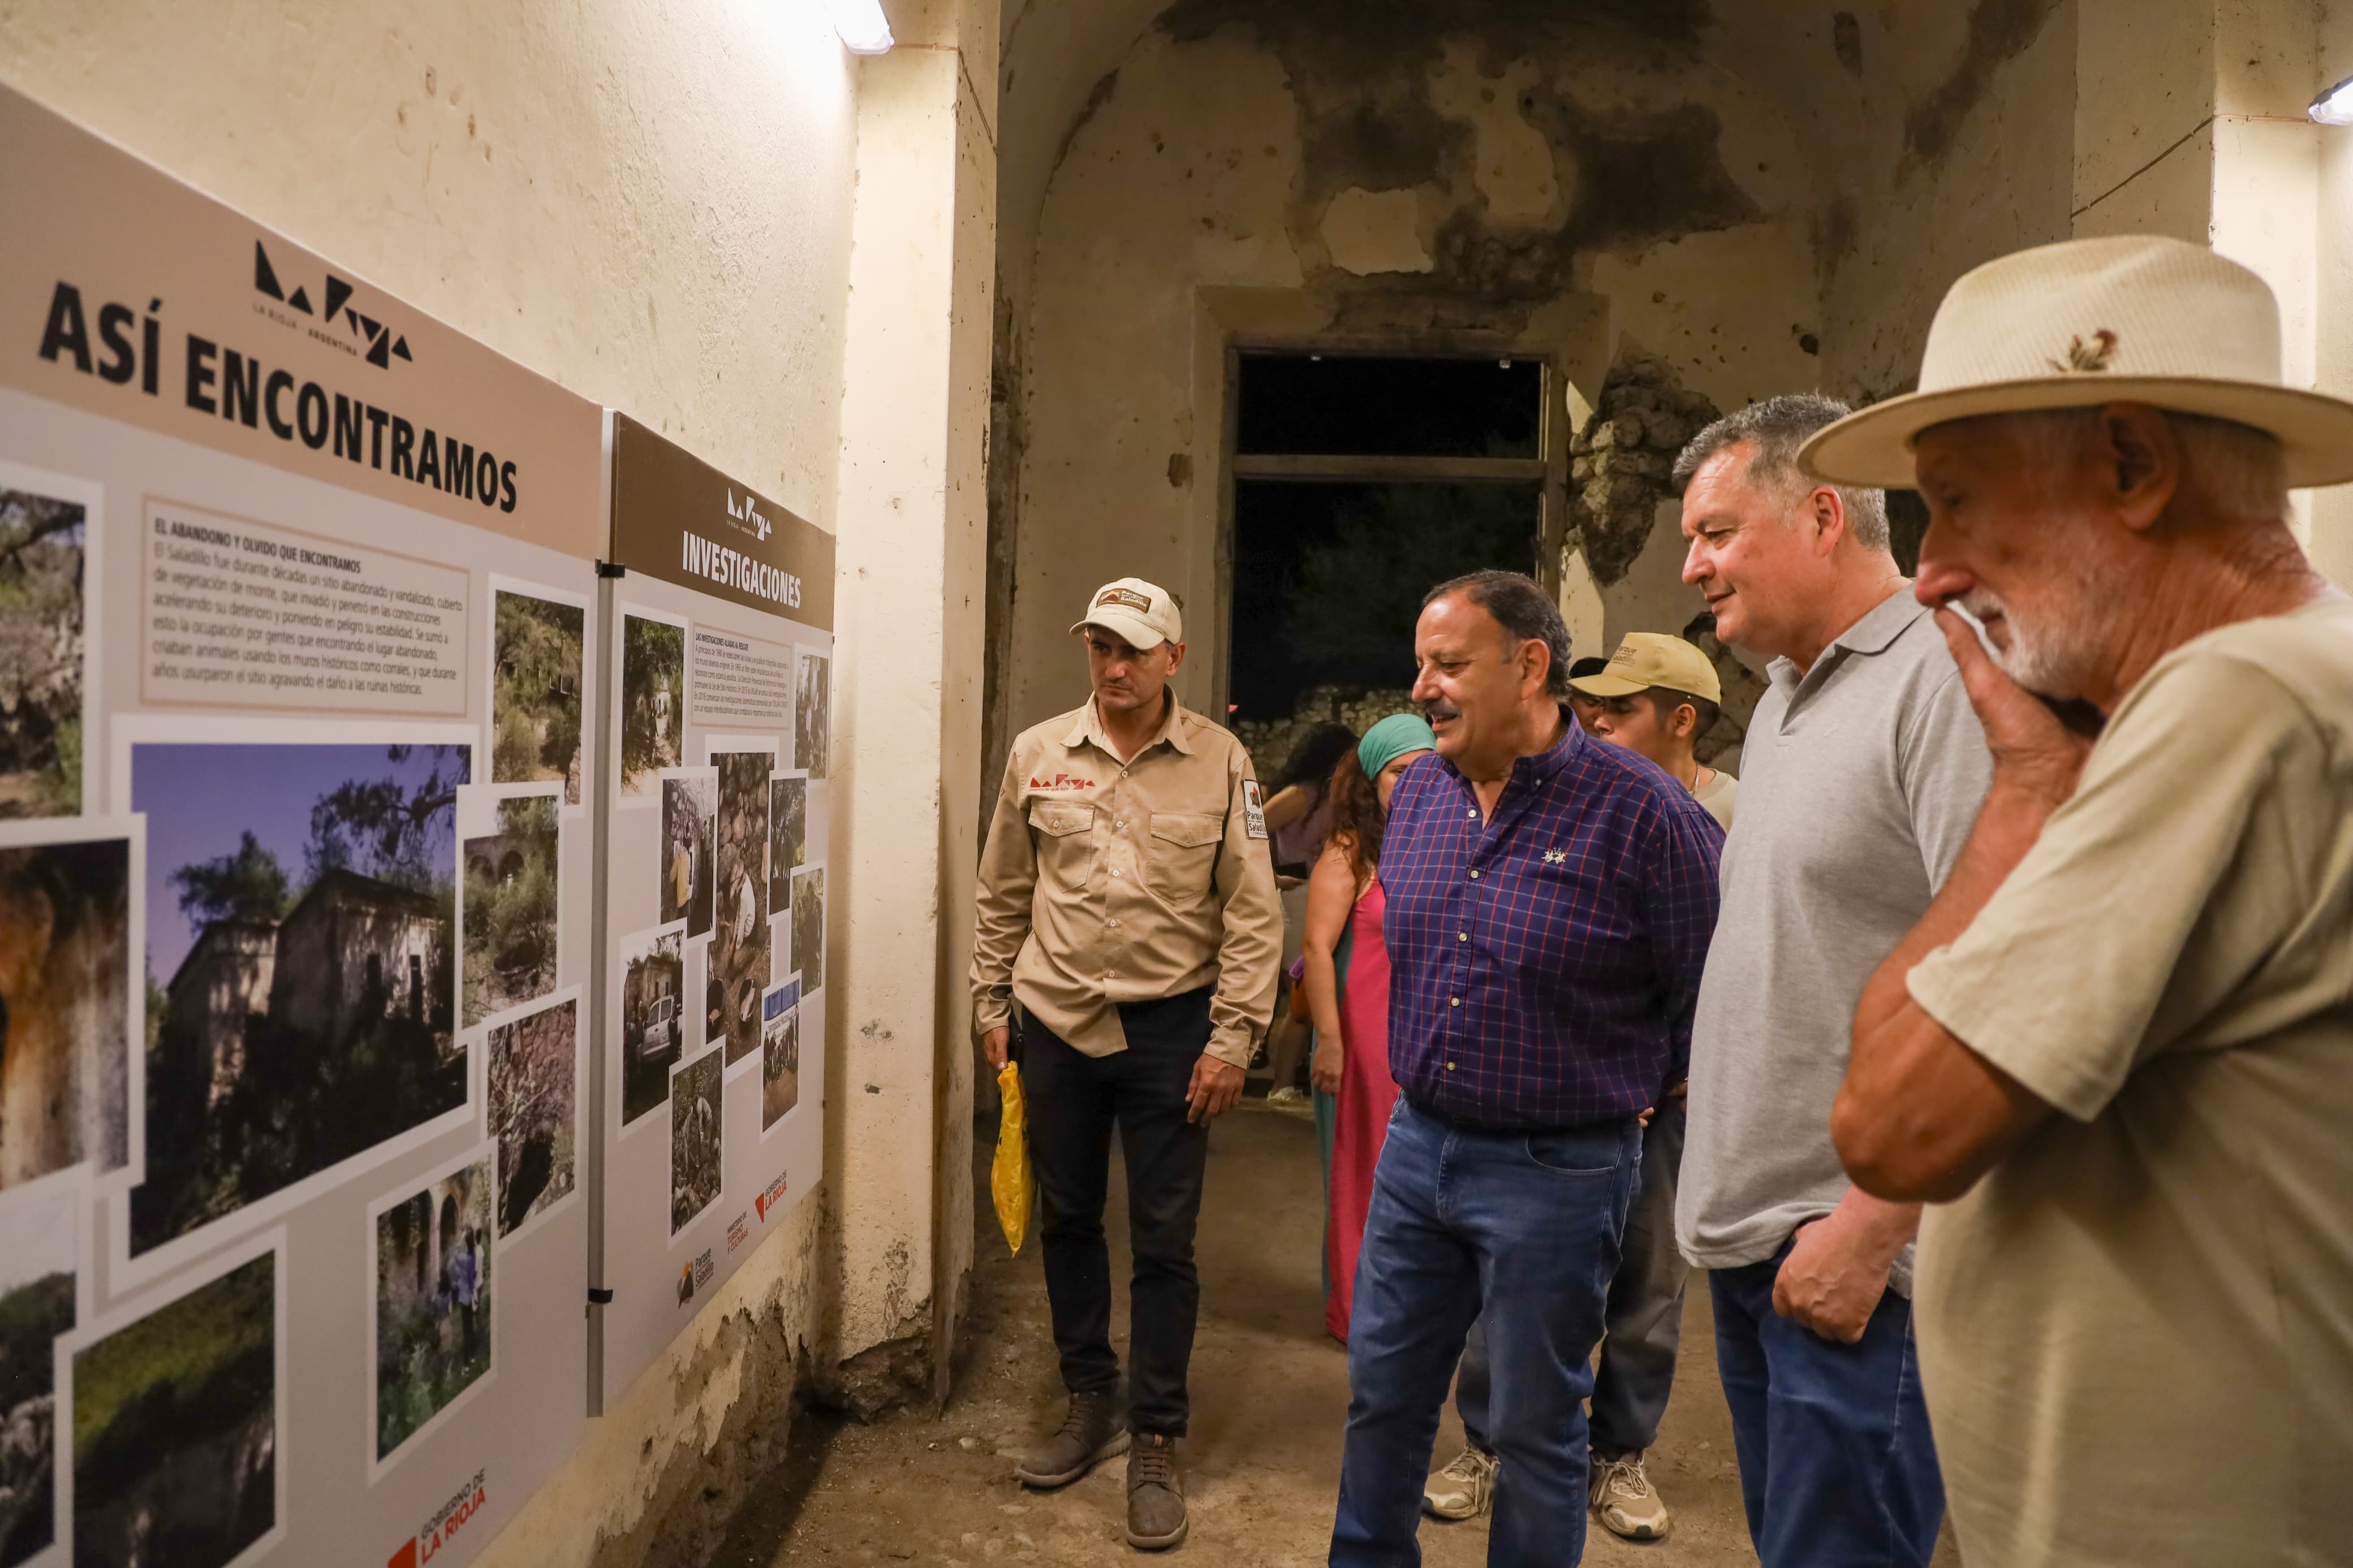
1420, 701, 1460, 722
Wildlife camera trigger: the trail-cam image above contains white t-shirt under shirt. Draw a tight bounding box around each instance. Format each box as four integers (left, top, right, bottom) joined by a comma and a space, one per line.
1690, 767, 1736, 830
1908, 598, 2353, 1567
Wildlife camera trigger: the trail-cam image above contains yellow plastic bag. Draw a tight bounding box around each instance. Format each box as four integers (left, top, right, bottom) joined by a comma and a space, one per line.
992, 1061, 1033, 1256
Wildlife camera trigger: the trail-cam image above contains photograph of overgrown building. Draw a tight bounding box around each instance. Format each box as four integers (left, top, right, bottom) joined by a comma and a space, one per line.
488, 996, 576, 1238
794, 651, 829, 780
491, 589, 585, 806
768, 775, 805, 914
129, 742, 469, 1258
669, 1048, 722, 1235
0, 480, 85, 819
712, 752, 769, 1068
375, 1157, 493, 1462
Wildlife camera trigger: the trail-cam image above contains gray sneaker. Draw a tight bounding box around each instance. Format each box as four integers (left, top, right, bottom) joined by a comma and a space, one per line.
1014, 1391, 1130, 1489
1125, 1432, 1187, 1550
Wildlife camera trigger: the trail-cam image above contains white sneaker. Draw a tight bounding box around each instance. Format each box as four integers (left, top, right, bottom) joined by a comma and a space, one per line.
1589, 1450, 1672, 1541
1263, 1085, 1313, 1116
1422, 1445, 1499, 1521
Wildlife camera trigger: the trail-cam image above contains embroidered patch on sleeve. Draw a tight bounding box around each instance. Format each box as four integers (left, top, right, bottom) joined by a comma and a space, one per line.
1241, 779, 1269, 840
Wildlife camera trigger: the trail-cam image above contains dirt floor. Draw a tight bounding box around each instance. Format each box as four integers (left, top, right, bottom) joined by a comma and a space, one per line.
707, 1102, 1958, 1567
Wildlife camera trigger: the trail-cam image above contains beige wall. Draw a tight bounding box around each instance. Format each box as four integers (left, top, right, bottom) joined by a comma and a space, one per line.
1, 1, 994, 1562
990, 2, 2087, 763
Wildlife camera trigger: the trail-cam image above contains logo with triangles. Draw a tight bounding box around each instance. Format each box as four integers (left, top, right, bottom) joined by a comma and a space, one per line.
253, 240, 413, 369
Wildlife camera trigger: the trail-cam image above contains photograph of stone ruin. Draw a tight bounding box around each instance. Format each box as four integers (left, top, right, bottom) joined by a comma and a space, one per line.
619, 614, 684, 801
668, 1048, 722, 1236
0, 1183, 75, 1568
790, 866, 825, 996
375, 1157, 493, 1462
488, 996, 577, 1239
0, 832, 130, 1191
72, 1250, 275, 1568
768, 774, 805, 915
462, 793, 561, 1027
712, 752, 770, 1068
0, 483, 85, 820
129, 742, 468, 1258
491, 589, 585, 806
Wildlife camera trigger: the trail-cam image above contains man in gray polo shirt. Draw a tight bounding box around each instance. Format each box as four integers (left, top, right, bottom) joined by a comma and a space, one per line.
1672, 395, 1990, 1567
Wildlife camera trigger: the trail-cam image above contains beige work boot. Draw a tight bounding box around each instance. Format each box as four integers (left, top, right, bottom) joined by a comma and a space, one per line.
1421, 1444, 1499, 1520
1589, 1450, 1672, 1541
1124, 1432, 1187, 1550
1014, 1390, 1129, 1489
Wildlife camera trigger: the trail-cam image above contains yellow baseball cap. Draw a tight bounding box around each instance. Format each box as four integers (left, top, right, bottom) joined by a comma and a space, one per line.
1070, 577, 1183, 649
1570, 633, 1721, 704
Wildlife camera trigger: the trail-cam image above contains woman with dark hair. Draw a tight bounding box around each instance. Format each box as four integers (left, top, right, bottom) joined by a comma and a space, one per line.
1301, 714, 1434, 1342
1261, 722, 1358, 1111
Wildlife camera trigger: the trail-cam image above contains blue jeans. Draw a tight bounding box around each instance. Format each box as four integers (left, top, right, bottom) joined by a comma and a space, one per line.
1458, 1102, 1687, 1457
1710, 1241, 1944, 1567
1330, 1100, 1640, 1567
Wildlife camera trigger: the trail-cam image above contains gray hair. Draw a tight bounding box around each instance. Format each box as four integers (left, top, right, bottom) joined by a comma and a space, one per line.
1671, 394, 1891, 552
1424, 569, 1572, 697
2002, 408, 2287, 526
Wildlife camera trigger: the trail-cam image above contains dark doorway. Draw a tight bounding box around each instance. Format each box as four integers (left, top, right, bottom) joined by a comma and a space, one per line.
1226, 352, 1550, 724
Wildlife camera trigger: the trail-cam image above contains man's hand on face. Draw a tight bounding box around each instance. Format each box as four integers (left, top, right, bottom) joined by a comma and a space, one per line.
981, 1026, 1010, 1070
1186, 1055, 1245, 1123
1772, 1210, 1893, 1345
1933, 608, 2095, 810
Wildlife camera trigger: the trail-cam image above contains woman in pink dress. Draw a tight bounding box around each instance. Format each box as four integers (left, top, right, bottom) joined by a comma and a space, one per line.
1300, 714, 1435, 1344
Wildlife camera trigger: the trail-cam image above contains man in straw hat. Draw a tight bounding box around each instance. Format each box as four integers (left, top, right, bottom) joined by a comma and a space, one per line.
973, 576, 1282, 1550
1820, 234, 2353, 1565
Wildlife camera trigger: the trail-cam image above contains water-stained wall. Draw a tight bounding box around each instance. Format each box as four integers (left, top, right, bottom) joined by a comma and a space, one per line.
991, 0, 2082, 755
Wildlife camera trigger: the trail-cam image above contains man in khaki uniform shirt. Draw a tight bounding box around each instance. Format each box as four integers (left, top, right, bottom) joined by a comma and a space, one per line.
973, 576, 1280, 1551
1816, 237, 2353, 1566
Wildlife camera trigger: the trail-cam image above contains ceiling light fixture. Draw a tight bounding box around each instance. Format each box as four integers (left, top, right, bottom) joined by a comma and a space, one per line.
2311, 72, 2353, 125
824, 0, 894, 54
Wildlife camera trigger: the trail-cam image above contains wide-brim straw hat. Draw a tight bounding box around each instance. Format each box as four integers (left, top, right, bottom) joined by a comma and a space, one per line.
1801, 236, 2353, 490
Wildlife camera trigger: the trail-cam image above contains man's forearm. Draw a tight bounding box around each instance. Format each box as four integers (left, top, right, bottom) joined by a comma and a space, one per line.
1820, 1186, 1920, 1267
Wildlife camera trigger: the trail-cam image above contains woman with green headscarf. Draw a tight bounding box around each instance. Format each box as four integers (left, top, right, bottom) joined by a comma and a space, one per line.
1301, 712, 1435, 1342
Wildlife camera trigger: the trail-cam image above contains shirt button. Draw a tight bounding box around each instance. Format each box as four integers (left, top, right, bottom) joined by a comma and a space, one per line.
1468, 870, 1481, 880
1450, 997, 1460, 1007
1121, 768, 1130, 777
1107, 919, 1120, 928
1467, 810, 1477, 819
1457, 932, 1467, 941
1111, 868, 1123, 878
1446, 1062, 1456, 1071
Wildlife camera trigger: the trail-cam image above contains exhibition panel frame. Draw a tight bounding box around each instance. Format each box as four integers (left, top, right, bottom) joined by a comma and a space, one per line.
589, 414, 834, 1409
0, 83, 601, 1568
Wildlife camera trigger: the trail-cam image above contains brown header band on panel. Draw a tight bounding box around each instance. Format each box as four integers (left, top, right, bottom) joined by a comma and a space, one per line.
0, 83, 602, 559
608, 413, 834, 632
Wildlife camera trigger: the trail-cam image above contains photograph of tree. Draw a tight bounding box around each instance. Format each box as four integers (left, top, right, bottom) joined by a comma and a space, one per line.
0, 1183, 75, 1568
791, 867, 826, 996
488, 996, 576, 1239
669, 1049, 722, 1236
491, 589, 584, 806
767, 775, 805, 915
659, 769, 715, 939
128, 741, 468, 1259
0, 831, 130, 1190
375, 1157, 492, 1462
462, 794, 559, 1027
618, 928, 684, 1128
712, 753, 770, 1070
0, 483, 85, 819
72, 1250, 275, 1568
761, 978, 800, 1132
794, 651, 830, 780
619, 614, 684, 801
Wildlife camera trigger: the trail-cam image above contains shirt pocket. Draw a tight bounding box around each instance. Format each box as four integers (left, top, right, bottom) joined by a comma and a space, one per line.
1145, 811, 1222, 902
1029, 801, 1097, 891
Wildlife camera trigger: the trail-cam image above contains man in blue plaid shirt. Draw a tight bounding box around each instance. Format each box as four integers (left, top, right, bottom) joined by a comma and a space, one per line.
1328, 571, 1722, 1567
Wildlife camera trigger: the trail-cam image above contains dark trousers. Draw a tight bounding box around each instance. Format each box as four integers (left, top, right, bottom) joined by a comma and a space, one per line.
1021, 988, 1213, 1437
1711, 1241, 1945, 1568
1331, 1100, 1640, 1567
1458, 1101, 1687, 1458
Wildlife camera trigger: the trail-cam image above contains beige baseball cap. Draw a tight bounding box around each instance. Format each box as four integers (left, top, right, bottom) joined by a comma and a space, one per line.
1070, 577, 1183, 649
1800, 235, 2353, 489
1570, 633, 1721, 704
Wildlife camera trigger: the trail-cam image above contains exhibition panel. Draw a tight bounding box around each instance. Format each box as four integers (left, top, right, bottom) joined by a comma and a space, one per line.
592, 414, 834, 1407
0, 84, 600, 1568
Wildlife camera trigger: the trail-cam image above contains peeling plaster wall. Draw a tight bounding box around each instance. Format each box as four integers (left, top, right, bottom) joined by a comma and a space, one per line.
999, 3, 1842, 741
